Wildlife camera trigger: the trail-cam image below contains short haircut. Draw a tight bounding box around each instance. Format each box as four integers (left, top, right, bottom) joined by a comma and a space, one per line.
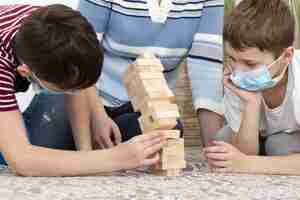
224, 0, 295, 57
15, 4, 103, 90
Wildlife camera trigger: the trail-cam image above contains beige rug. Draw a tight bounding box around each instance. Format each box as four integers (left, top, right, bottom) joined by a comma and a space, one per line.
0, 148, 300, 200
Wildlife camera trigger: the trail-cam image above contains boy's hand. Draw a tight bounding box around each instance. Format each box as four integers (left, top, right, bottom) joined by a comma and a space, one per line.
116, 132, 166, 169
224, 71, 262, 105
91, 114, 122, 149
203, 141, 249, 173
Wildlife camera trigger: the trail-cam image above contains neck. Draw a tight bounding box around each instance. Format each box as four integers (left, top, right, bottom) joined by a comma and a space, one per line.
262, 70, 288, 109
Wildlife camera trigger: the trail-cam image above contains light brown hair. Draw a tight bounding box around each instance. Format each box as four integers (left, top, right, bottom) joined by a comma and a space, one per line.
224, 0, 295, 58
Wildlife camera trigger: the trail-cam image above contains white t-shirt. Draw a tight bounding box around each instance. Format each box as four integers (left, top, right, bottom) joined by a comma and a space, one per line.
224, 50, 300, 136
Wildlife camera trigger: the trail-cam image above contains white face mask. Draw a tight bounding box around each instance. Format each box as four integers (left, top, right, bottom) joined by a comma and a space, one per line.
229, 53, 289, 91
27, 72, 80, 95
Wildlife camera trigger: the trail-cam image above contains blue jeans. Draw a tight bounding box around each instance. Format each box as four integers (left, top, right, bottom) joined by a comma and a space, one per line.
0, 94, 74, 165
0, 94, 183, 165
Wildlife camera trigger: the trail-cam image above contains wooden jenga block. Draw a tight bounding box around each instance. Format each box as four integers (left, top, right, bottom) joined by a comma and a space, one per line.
138, 101, 179, 133
161, 139, 186, 170
134, 54, 164, 71
123, 65, 165, 87
138, 100, 177, 114
134, 59, 164, 70
144, 102, 180, 120
124, 75, 175, 112
139, 115, 177, 133
131, 90, 175, 112
152, 138, 186, 176
133, 85, 175, 111
123, 53, 164, 85
160, 130, 181, 139
138, 117, 145, 133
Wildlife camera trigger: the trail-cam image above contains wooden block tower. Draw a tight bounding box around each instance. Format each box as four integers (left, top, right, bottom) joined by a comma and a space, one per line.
123, 53, 186, 176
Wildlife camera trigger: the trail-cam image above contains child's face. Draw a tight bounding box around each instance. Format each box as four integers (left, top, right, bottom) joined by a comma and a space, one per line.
224, 42, 292, 78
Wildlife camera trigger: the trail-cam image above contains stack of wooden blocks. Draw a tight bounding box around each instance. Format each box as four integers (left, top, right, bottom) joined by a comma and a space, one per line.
123, 53, 186, 176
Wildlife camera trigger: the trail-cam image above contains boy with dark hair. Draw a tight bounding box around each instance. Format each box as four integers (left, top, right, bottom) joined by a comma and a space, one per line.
0, 4, 165, 176
205, 0, 300, 175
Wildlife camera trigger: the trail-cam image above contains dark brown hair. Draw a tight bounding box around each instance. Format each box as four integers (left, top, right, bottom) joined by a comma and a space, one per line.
223, 0, 295, 58
15, 4, 103, 90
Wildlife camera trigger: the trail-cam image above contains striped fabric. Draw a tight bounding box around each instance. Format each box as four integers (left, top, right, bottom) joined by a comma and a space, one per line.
0, 5, 38, 112
79, 0, 224, 114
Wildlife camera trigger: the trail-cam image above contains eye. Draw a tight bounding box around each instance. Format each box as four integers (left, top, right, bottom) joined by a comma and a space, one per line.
245, 62, 258, 68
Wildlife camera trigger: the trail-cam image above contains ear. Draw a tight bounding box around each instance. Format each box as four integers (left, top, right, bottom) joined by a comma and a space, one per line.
283, 47, 294, 64
16, 64, 31, 78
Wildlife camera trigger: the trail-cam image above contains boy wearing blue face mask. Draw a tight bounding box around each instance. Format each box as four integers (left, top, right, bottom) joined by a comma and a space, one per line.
204, 0, 300, 175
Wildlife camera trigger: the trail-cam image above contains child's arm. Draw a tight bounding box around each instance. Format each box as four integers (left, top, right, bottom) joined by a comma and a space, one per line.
223, 73, 262, 155
245, 154, 300, 175
65, 86, 121, 150
234, 101, 261, 155
0, 110, 165, 176
65, 90, 93, 150
86, 86, 122, 148
205, 141, 300, 175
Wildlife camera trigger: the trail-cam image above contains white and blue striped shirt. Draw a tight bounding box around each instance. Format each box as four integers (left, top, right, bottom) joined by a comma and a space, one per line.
79, 0, 224, 114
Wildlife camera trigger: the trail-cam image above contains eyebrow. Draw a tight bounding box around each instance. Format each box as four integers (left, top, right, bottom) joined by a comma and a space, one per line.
227, 54, 258, 64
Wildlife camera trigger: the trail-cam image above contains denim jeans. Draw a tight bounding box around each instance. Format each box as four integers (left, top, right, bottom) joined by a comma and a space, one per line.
0, 94, 183, 165
0, 94, 74, 165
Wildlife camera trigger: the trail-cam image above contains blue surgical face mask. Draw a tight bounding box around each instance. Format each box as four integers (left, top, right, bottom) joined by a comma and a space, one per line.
229, 54, 289, 92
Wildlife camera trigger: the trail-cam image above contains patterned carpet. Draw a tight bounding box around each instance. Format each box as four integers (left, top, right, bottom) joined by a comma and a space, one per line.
0, 148, 300, 200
